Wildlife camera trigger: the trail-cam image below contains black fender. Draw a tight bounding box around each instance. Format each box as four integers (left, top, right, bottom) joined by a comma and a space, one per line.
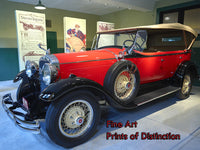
172, 61, 198, 86
14, 70, 40, 103
176, 61, 198, 79
13, 70, 47, 119
40, 77, 137, 109
13, 70, 28, 83
13, 70, 30, 101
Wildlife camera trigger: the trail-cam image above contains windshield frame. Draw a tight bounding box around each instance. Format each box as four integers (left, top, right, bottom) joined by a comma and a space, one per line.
95, 30, 148, 54
95, 32, 137, 50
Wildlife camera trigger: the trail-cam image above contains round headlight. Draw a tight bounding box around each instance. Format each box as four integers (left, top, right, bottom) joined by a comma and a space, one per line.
25, 60, 38, 78
41, 63, 57, 85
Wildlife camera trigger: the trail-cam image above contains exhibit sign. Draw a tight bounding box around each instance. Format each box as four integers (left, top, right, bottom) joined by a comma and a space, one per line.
15, 10, 46, 71
64, 17, 86, 53
97, 21, 115, 48
97, 21, 114, 32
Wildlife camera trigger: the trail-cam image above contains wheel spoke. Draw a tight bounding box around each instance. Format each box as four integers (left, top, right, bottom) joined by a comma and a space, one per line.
114, 70, 136, 100
59, 100, 94, 138
181, 74, 191, 95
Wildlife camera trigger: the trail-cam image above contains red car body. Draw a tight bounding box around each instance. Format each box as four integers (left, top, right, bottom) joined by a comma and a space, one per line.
54, 48, 191, 85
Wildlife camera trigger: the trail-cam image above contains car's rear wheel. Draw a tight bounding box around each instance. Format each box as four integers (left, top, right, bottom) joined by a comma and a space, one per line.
104, 61, 140, 105
177, 72, 192, 99
45, 90, 100, 148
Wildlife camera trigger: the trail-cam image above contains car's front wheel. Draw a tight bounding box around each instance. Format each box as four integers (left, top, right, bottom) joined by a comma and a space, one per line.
45, 90, 100, 148
177, 72, 192, 99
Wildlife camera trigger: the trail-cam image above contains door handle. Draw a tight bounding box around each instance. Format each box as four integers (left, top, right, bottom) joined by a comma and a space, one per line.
161, 58, 164, 62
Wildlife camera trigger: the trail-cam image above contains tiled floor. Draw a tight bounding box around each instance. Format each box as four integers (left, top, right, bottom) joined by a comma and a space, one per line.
0, 80, 200, 150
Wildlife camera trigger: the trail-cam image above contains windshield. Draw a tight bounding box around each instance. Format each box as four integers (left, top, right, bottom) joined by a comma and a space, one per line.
97, 33, 136, 49
96, 30, 147, 53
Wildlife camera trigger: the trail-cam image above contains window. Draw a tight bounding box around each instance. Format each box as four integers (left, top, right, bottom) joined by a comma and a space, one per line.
134, 30, 147, 51
184, 8, 200, 34
147, 30, 186, 51
158, 3, 200, 50
159, 3, 200, 33
162, 37, 182, 42
97, 33, 136, 49
163, 12, 178, 23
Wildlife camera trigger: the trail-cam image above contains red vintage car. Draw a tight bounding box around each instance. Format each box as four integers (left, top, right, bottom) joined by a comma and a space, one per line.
2, 23, 199, 148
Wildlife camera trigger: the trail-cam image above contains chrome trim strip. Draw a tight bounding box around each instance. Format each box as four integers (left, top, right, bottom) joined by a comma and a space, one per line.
60, 58, 116, 65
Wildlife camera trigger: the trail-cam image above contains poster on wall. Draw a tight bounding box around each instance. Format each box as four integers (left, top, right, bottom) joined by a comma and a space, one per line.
64, 17, 86, 53
97, 21, 114, 32
97, 21, 115, 48
15, 10, 46, 71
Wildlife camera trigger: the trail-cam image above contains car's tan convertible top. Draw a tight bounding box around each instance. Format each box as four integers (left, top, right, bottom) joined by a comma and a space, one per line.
97, 23, 198, 38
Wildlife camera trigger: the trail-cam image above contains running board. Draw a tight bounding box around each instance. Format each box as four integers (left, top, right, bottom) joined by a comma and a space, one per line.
134, 86, 180, 106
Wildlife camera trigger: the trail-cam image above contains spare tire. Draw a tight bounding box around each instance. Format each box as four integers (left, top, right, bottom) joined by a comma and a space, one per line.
104, 61, 140, 105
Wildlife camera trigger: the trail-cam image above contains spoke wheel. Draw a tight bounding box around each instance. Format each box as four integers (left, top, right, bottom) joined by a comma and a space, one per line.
177, 72, 192, 100
45, 90, 100, 148
181, 74, 191, 95
59, 100, 93, 138
114, 70, 136, 100
104, 61, 140, 106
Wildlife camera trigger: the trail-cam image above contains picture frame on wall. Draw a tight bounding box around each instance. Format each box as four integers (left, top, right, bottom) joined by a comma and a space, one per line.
64, 17, 86, 53
15, 10, 46, 71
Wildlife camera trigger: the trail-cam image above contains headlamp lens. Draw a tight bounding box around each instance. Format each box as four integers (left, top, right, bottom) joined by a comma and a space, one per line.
42, 63, 51, 85
25, 60, 38, 78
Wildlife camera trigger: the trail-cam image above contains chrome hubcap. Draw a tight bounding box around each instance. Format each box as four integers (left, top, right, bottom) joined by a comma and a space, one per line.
182, 74, 191, 94
59, 100, 93, 138
76, 117, 84, 126
114, 70, 136, 100
126, 82, 131, 89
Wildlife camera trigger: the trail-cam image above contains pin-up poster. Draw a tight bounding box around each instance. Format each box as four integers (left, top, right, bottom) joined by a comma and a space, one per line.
97, 21, 114, 48
15, 10, 46, 71
64, 17, 86, 53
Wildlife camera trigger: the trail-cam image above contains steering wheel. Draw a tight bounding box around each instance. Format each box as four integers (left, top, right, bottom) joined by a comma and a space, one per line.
123, 40, 134, 54
134, 42, 142, 52
127, 43, 142, 54
123, 40, 143, 54
123, 40, 134, 49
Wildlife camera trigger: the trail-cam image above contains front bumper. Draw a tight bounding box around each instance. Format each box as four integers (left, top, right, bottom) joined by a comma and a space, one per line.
2, 93, 41, 134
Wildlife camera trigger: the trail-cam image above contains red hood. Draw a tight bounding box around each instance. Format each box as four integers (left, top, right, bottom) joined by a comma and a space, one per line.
54, 48, 122, 64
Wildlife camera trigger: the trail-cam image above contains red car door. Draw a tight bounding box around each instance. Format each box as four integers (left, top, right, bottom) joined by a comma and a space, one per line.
126, 52, 163, 84
159, 51, 181, 79
159, 50, 191, 79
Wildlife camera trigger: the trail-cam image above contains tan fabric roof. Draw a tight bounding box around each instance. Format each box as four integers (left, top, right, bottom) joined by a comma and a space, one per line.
97, 23, 198, 37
